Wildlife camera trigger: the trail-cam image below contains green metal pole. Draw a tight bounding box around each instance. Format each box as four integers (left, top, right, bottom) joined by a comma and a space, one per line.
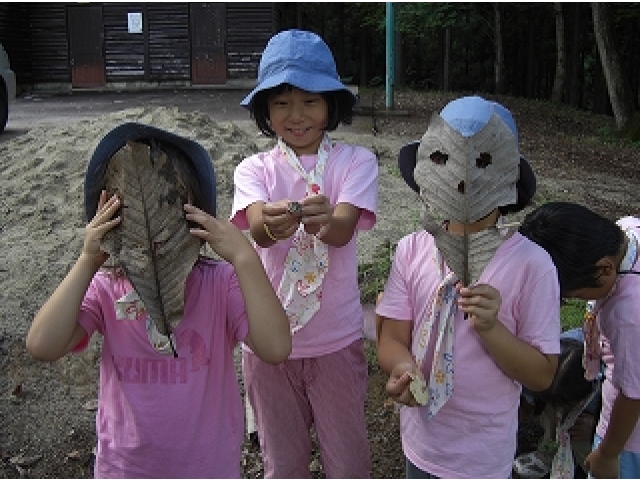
386, 2, 395, 110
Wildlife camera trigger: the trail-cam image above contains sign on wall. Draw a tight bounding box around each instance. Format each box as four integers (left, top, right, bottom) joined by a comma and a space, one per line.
128, 12, 142, 34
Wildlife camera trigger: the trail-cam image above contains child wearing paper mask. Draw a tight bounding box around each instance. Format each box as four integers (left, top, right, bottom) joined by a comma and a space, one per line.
25, 123, 291, 478
519, 201, 640, 479
375, 96, 561, 478
231, 29, 377, 478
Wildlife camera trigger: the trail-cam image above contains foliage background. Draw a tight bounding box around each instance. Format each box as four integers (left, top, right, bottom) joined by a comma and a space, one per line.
278, 3, 640, 121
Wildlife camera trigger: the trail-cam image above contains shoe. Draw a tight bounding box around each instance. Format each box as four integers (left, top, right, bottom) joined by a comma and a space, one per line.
513, 450, 553, 478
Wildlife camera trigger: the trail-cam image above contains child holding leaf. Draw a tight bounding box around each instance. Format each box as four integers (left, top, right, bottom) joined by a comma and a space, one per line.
26, 123, 291, 478
375, 96, 561, 478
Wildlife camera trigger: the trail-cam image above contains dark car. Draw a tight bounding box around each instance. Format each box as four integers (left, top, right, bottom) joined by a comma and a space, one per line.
0, 43, 16, 133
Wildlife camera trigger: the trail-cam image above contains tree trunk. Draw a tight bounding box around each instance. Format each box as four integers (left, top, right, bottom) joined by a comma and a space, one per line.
360, 29, 369, 87
591, 2, 635, 129
551, 3, 565, 103
526, 20, 536, 98
494, 3, 505, 94
593, 50, 611, 115
568, 3, 583, 108
443, 27, 451, 92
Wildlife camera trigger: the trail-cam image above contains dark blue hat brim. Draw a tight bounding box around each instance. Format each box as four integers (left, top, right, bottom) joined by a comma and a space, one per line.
397, 141, 421, 193
500, 156, 536, 214
84, 122, 216, 221
240, 69, 357, 110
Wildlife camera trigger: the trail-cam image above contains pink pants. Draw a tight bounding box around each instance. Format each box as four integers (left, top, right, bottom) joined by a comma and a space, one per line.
243, 339, 372, 478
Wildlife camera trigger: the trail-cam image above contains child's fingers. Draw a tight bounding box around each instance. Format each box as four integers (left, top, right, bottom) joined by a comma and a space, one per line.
386, 376, 419, 406
187, 228, 209, 242
97, 189, 108, 209
95, 192, 118, 212
386, 375, 410, 397
89, 194, 120, 230
184, 203, 215, 231
264, 212, 300, 239
458, 285, 500, 307
300, 195, 331, 222
300, 194, 328, 208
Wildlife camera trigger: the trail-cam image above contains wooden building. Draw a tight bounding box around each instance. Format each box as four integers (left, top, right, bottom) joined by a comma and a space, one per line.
0, 3, 279, 92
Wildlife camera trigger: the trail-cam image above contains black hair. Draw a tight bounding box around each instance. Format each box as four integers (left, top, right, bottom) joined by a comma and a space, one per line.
518, 202, 624, 295
249, 83, 353, 137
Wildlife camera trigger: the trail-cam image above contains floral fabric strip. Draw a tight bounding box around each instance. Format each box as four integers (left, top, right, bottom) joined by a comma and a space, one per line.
276, 135, 331, 333
411, 254, 457, 417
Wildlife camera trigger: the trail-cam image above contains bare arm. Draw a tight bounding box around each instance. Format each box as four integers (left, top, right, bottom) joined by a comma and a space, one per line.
457, 283, 558, 391
184, 204, 291, 364
26, 192, 121, 361
585, 392, 640, 478
376, 316, 422, 407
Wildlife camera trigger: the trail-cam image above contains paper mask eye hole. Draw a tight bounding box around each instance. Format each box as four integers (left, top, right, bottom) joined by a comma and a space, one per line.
476, 152, 492, 168
457, 181, 465, 194
430, 150, 448, 165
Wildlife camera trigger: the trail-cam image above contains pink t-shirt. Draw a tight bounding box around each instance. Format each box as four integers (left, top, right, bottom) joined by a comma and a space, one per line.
76, 257, 249, 478
596, 216, 640, 453
230, 142, 378, 358
376, 230, 561, 478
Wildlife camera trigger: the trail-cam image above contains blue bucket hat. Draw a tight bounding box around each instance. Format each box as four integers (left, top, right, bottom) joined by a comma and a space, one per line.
84, 122, 216, 221
240, 29, 357, 110
398, 96, 535, 214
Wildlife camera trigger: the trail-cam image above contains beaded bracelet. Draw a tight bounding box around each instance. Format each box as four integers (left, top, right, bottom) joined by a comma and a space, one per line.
263, 223, 277, 241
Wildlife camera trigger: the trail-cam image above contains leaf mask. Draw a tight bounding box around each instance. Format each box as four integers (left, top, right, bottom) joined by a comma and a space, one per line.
414, 111, 519, 285
101, 139, 202, 339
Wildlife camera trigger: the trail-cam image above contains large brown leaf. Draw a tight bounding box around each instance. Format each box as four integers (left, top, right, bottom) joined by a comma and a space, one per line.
415, 113, 519, 285
101, 140, 201, 337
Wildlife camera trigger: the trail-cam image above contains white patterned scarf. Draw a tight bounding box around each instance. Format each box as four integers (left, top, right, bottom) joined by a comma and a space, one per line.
276, 135, 332, 333
410, 253, 457, 416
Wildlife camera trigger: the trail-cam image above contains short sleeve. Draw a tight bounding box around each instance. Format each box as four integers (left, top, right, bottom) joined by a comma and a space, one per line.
225, 269, 250, 344
375, 235, 413, 322
230, 151, 273, 229
332, 144, 378, 231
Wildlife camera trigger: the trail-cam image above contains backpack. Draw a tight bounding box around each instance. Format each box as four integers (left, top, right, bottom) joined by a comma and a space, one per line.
528, 337, 595, 408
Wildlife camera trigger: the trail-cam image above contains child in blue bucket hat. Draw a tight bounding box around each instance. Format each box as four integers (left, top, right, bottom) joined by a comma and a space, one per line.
231, 29, 377, 477
375, 96, 561, 477
26, 122, 291, 478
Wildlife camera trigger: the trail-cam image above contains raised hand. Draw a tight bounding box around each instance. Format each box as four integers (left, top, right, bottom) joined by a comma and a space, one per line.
184, 203, 255, 265
83, 190, 121, 269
